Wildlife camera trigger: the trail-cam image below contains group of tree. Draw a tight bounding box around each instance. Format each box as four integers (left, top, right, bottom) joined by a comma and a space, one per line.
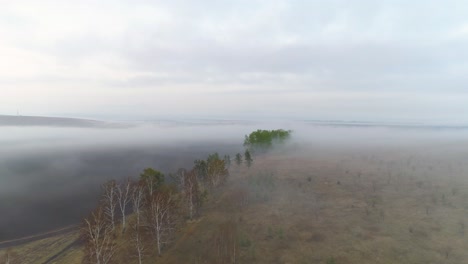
243, 129, 292, 151
226, 149, 253, 168
80, 129, 283, 263
81, 152, 234, 264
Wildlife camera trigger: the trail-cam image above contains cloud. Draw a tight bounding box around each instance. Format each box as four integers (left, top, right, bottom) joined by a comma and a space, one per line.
1, 0, 468, 122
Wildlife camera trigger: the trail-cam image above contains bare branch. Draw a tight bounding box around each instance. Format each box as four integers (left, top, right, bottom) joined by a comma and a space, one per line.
117, 178, 131, 232
81, 207, 116, 264
102, 180, 118, 231
131, 180, 145, 226
144, 189, 177, 255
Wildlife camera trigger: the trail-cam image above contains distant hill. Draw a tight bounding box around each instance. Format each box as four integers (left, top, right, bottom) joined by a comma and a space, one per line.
0, 115, 124, 128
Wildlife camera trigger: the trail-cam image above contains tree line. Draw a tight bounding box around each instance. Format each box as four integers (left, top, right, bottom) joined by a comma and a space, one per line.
81, 151, 254, 264
1, 129, 292, 264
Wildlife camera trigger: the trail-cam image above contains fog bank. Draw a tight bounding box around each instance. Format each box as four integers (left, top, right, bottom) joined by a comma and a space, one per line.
1, 121, 468, 240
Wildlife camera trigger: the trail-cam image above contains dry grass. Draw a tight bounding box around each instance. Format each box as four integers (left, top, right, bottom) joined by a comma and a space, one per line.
5, 143, 468, 263
0, 232, 82, 264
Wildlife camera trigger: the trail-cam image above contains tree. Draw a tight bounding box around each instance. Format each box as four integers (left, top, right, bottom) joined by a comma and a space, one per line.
169, 168, 189, 192
211, 221, 238, 264
117, 178, 131, 232
243, 129, 292, 151
140, 168, 165, 197
102, 180, 118, 231
81, 207, 116, 264
206, 154, 229, 188
224, 155, 231, 167
131, 223, 146, 264
144, 189, 177, 255
131, 180, 145, 226
184, 170, 200, 220
207, 153, 220, 161
244, 149, 253, 168
194, 160, 208, 183
235, 153, 242, 166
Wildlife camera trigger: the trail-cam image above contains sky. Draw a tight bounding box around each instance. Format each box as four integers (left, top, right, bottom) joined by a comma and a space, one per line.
1, 0, 468, 123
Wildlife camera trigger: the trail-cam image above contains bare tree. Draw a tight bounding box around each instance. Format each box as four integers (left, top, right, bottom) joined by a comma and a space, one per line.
224, 155, 231, 167
81, 207, 116, 264
176, 168, 187, 189
102, 180, 118, 231
131, 223, 146, 264
117, 178, 131, 232
132, 180, 145, 226
144, 190, 177, 255
184, 170, 200, 220
212, 221, 238, 264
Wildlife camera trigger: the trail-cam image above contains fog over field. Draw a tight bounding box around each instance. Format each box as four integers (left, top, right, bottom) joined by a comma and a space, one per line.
3, 1, 468, 262
0, 119, 246, 240
1, 117, 468, 241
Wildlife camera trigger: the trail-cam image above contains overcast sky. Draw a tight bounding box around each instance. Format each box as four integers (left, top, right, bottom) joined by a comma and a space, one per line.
1, 0, 468, 123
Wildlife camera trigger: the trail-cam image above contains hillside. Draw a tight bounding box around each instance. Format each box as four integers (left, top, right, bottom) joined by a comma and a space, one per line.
0, 115, 122, 128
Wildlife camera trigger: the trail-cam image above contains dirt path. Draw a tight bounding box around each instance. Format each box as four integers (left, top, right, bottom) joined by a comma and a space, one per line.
42, 238, 81, 264
0, 225, 78, 249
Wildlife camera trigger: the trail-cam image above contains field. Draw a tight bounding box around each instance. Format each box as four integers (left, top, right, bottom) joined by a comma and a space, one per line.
2, 139, 468, 263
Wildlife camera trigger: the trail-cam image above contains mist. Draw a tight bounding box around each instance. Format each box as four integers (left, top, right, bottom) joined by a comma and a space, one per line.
0, 121, 253, 240
1, 120, 468, 241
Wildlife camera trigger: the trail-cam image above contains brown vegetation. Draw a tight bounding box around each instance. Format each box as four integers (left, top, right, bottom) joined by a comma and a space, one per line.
5, 140, 468, 264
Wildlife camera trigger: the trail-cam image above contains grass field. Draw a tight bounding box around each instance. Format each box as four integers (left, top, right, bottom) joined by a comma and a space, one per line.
2, 141, 468, 263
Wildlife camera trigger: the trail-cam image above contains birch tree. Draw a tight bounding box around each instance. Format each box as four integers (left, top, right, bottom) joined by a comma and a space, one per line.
117, 178, 131, 232
184, 170, 200, 220
171, 168, 187, 192
224, 155, 231, 167
81, 207, 116, 264
131, 180, 145, 226
212, 221, 238, 264
144, 189, 176, 255
102, 180, 118, 231
131, 223, 145, 264
206, 155, 228, 188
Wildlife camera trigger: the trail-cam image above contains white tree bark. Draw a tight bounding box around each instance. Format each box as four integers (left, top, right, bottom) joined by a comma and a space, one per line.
131, 223, 145, 264
117, 178, 131, 231
131, 181, 144, 226
102, 180, 118, 231
82, 208, 116, 264
184, 172, 198, 220
146, 192, 174, 255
